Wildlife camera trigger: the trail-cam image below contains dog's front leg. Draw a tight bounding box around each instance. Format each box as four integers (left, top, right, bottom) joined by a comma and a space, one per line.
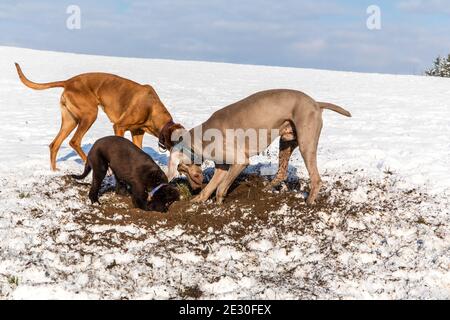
130, 183, 148, 210
216, 164, 247, 204
115, 178, 128, 196
113, 123, 126, 137
192, 164, 228, 203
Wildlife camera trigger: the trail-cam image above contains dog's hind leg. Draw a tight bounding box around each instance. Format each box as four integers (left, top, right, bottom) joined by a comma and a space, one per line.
267, 139, 298, 189
88, 160, 107, 204
294, 108, 323, 206
63, 93, 98, 163
113, 124, 125, 137
68, 109, 98, 163
49, 101, 78, 171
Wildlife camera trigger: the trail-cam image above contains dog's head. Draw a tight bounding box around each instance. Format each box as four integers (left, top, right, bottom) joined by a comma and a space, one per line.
167, 149, 203, 190
159, 122, 185, 151
147, 184, 180, 213
166, 128, 203, 191
177, 162, 203, 190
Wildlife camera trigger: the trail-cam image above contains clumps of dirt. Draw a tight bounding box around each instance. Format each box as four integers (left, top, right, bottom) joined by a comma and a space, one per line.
179, 285, 203, 299
60, 170, 428, 244
63, 173, 307, 233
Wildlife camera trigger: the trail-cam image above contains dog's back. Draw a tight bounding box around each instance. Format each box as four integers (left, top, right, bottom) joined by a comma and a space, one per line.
89, 136, 162, 176
73, 136, 158, 180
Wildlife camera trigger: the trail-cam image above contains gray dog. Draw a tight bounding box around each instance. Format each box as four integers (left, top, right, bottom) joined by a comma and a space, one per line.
167, 89, 351, 205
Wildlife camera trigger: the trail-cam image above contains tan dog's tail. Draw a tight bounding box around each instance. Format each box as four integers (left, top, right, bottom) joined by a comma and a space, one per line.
318, 102, 352, 117
15, 63, 66, 90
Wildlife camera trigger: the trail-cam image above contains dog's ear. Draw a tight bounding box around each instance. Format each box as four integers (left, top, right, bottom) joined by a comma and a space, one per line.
147, 200, 166, 213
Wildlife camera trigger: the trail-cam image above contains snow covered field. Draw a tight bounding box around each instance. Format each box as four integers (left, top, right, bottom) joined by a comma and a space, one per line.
0, 46, 448, 299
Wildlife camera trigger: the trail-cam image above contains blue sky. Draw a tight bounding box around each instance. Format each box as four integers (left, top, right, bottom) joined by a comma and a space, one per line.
1, 0, 450, 74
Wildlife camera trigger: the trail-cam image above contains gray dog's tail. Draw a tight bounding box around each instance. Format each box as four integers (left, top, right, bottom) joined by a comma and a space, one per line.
318, 102, 352, 117
71, 163, 92, 180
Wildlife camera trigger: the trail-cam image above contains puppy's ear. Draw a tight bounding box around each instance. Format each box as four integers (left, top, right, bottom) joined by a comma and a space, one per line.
166, 185, 181, 202
147, 201, 166, 213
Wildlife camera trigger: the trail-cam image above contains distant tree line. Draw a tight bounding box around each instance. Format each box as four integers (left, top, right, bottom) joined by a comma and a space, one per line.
425, 55, 450, 77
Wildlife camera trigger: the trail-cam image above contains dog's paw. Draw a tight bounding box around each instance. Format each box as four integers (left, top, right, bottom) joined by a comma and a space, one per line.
89, 196, 100, 205
264, 181, 287, 193
191, 195, 206, 203
263, 183, 279, 192
306, 198, 316, 207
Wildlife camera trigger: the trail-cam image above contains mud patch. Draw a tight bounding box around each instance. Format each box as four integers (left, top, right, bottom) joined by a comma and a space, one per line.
62, 171, 427, 243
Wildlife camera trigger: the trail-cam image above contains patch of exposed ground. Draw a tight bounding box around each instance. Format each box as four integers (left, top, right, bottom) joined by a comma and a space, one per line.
62, 171, 424, 243
1, 169, 448, 299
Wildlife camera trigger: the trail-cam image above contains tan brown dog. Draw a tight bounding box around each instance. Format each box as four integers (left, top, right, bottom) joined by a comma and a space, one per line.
15, 63, 184, 171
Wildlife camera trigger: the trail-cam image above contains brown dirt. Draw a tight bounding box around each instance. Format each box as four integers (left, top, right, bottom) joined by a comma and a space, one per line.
54, 169, 423, 257
60, 170, 424, 246
179, 285, 203, 299
64, 174, 314, 235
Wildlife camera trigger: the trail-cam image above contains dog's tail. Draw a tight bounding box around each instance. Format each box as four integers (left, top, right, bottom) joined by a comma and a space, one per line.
71, 163, 92, 180
15, 63, 66, 90
318, 102, 352, 117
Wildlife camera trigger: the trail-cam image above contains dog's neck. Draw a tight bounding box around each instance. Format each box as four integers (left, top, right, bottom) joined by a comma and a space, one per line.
148, 183, 169, 198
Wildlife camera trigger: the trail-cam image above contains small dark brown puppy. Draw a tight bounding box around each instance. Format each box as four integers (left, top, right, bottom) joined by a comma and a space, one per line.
72, 136, 179, 212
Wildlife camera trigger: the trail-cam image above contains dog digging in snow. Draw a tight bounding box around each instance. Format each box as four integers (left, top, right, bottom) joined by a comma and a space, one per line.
14, 63, 191, 173
72, 136, 180, 212
166, 89, 351, 206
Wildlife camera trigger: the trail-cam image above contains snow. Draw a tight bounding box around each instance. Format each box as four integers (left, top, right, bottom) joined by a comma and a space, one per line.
0, 46, 449, 299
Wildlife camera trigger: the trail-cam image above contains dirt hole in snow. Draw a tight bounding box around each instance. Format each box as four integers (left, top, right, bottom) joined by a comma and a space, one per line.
56, 171, 428, 245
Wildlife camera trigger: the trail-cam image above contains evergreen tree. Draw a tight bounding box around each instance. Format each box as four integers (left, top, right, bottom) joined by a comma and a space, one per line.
425, 55, 450, 77
443, 54, 450, 77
